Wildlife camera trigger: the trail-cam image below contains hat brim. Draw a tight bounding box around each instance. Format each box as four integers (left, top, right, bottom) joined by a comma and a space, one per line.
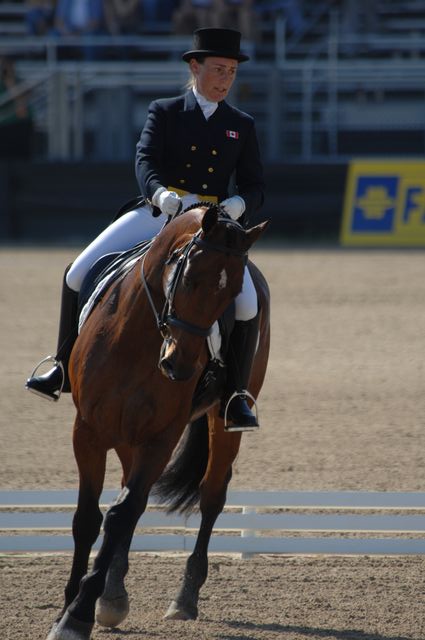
182, 49, 249, 63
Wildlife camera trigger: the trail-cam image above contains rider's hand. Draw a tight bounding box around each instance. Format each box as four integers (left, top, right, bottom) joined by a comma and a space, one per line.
220, 196, 246, 221
153, 188, 182, 217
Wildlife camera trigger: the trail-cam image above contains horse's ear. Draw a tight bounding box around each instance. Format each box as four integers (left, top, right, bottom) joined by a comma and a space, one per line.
202, 206, 219, 235
243, 219, 270, 251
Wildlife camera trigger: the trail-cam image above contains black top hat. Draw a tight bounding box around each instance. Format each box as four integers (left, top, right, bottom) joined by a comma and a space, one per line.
182, 28, 249, 63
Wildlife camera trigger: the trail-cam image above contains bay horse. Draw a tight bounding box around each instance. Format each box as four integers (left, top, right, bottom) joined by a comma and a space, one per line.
47, 204, 270, 640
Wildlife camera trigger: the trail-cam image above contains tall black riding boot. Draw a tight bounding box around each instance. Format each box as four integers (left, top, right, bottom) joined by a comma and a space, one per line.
222, 313, 260, 432
26, 265, 79, 401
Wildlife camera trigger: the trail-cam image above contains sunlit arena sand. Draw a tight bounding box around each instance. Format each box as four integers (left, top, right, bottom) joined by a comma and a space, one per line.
1, 246, 424, 639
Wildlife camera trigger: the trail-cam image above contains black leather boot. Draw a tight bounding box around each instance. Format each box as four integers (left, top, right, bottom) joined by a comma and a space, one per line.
222, 314, 260, 432
26, 266, 79, 401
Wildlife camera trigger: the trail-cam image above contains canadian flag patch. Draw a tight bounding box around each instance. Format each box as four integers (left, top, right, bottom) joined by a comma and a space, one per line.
226, 130, 239, 139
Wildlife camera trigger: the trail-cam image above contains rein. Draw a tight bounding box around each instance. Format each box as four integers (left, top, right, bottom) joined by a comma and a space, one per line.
140, 211, 247, 340
141, 231, 211, 339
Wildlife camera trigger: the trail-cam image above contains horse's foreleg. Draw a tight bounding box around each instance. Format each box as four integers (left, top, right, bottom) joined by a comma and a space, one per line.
48, 417, 106, 638
95, 445, 134, 628
95, 535, 131, 628
49, 480, 148, 640
50, 436, 180, 640
165, 421, 242, 621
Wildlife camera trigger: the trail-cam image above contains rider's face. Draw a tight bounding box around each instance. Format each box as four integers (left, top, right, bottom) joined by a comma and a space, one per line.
190, 56, 238, 102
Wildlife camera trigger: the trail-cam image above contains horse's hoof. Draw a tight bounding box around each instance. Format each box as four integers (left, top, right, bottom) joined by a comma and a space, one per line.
163, 600, 198, 620
46, 621, 59, 640
46, 611, 93, 640
95, 594, 130, 628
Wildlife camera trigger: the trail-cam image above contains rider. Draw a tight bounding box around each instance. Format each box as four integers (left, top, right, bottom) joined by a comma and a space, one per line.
26, 27, 265, 431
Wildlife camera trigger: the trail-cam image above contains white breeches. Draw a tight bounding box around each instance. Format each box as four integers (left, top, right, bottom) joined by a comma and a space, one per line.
66, 197, 258, 322
66, 205, 166, 292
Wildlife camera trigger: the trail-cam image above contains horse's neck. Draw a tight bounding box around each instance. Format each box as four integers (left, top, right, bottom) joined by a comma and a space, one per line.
146, 217, 200, 284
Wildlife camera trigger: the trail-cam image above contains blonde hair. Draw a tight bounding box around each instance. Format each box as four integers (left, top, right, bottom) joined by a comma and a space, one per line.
184, 56, 205, 91
185, 71, 196, 91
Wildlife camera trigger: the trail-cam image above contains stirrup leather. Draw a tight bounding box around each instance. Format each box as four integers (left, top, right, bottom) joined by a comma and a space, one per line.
223, 389, 259, 432
26, 355, 65, 402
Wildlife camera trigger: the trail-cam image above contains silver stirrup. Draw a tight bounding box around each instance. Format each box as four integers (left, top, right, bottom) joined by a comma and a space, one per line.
224, 389, 259, 432
26, 355, 65, 402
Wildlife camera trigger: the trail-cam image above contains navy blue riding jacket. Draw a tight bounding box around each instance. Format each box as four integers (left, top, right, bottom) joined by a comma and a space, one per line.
135, 90, 265, 221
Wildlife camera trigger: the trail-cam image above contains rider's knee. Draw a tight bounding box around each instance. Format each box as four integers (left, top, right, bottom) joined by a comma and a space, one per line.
235, 290, 258, 321
234, 269, 258, 321
65, 264, 83, 293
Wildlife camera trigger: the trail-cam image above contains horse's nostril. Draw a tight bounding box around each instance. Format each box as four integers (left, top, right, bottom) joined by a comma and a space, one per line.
159, 358, 176, 380
159, 356, 196, 382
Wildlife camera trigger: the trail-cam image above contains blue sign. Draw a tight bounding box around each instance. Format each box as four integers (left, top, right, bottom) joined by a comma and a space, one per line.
341, 161, 425, 246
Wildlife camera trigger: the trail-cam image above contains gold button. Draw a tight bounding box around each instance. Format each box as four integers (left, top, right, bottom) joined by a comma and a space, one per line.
191, 145, 197, 151
179, 179, 185, 184
186, 163, 191, 168
212, 149, 218, 155
208, 167, 214, 173
202, 183, 208, 189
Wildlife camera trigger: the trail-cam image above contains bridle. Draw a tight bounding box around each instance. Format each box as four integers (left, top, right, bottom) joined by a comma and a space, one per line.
140, 216, 247, 341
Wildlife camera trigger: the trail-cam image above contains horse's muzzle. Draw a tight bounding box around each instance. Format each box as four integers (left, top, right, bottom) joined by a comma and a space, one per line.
158, 356, 195, 381
158, 338, 196, 381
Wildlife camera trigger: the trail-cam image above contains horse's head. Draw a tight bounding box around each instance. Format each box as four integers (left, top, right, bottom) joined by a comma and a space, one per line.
149, 205, 268, 382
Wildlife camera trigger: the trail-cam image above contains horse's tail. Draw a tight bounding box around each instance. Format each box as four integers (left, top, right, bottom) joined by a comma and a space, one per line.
152, 415, 209, 514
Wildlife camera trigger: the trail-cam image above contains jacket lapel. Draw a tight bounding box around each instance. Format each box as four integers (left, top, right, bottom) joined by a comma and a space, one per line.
205, 100, 235, 147
179, 92, 238, 148
180, 90, 207, 129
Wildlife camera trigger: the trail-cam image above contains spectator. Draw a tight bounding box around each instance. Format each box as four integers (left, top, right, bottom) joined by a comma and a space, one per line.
103, 0, 142, 34
0, 57, 34, 159
143, 0, 178, 31
52, 0, 106, 59
210, 0, 255, 41
340, 0, 379, 54
173, 0, 213, 35
25, 0, 56, 35
255, 0, 305, 38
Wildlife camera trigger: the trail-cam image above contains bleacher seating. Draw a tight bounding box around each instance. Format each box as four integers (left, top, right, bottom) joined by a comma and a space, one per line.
2, 0, 425, 62
2, 0, 425, 162
0, 1, 27, 36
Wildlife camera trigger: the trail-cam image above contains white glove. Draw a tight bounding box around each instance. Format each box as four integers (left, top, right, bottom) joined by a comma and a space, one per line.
153, 187, 182, 217
220, 196, 246, 221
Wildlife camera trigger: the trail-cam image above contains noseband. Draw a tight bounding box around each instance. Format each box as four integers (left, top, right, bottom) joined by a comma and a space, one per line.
141, 219, 246, 340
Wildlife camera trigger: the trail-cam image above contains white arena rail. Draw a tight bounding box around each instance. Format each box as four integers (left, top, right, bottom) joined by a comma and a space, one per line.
1, 490, 425, 555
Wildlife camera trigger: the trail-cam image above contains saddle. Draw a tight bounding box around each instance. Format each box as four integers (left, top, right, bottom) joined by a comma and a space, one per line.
78, 239, 152, 331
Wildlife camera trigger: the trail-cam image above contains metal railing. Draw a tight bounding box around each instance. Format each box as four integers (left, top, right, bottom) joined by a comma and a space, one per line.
2, 29, 425, 162
0, 34, 194, 64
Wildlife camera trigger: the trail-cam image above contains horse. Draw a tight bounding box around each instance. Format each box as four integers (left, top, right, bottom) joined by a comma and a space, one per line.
47, 204, 270, 640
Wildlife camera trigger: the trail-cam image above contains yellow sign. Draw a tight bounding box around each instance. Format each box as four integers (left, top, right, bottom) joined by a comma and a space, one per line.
340, 160, 425, 246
